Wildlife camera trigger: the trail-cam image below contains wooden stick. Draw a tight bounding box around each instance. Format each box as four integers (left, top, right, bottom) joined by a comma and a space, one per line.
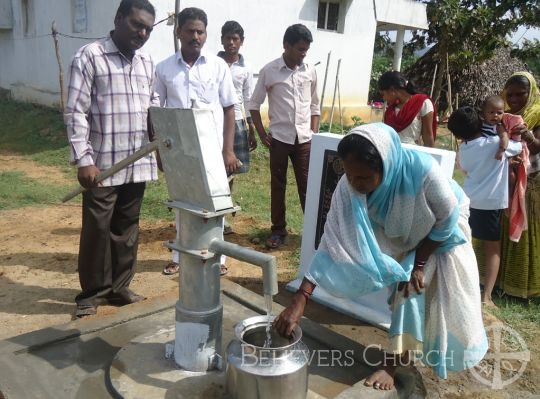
320, 51, 331, 113
174, 0, 180, 52
430, 63, 438, 98
62, 141, 159, 203
51, 21, 65, 110
337, 77, 343, 134
446, 53, 453, 114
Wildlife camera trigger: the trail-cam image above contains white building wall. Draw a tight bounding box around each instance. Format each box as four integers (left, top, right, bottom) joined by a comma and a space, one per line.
0, 0, 116, 106
0, 0, 385, 120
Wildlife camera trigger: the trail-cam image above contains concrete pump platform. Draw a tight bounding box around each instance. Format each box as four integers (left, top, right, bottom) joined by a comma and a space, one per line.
0, 279, 424, 399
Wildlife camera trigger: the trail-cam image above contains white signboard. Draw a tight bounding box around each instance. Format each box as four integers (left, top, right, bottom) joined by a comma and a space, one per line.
287, 133, 456, 329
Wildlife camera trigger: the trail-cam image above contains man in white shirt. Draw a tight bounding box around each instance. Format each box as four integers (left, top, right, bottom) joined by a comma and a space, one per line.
249, 24, 320, 249
154, 7, 239, 275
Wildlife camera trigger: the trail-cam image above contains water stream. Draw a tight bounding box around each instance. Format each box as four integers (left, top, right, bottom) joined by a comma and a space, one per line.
263, 294, 273, 348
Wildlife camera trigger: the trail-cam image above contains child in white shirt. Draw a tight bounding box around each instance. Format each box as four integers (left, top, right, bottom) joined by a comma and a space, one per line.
448, 106, 522, 307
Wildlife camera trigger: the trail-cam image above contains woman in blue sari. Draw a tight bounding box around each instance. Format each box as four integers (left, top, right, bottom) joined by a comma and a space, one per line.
274, 123, 487, 391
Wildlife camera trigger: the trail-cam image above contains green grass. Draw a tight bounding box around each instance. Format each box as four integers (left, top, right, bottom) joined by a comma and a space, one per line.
491, 296, 540, 341
0, 98, 67, 154
0, 171, 68, 210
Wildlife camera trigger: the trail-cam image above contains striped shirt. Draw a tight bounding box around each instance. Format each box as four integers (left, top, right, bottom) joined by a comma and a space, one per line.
64, 36, 159, 187
481, 122, 498, 137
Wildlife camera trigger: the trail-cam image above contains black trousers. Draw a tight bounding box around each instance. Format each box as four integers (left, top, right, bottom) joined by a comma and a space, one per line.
269, 138, 311, 235
75, 182, 146, 306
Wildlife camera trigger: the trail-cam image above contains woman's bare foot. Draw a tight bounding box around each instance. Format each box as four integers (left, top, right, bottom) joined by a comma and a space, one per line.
482, 297, 498, 308
364, 365, 396, 390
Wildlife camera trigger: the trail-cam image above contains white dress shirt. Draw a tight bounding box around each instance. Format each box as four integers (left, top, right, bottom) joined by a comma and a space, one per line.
249, 56, 320, 145
154, 50, 238, 149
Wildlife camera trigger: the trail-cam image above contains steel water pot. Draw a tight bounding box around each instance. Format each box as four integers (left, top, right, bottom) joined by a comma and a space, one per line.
226, 315, 309, 399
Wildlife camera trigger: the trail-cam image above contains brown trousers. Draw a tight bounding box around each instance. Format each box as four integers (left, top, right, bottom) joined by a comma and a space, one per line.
269, 137, 311, 235
76, 182, 145, 306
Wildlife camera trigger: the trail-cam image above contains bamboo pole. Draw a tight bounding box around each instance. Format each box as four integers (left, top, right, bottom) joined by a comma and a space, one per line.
329, 59, 341, 132
51, 21, 66, 110
337, 77, 343, 134
320, 51, 331, 113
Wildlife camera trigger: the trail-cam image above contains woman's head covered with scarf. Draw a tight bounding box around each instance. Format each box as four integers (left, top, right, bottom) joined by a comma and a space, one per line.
338, 123, 433, 229
502, 71, 540, 130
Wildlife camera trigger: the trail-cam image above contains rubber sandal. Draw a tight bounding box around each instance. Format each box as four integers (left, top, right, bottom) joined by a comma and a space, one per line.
163, 262, 180, 275
265, 234, 285, 249
220, 264, 228, 276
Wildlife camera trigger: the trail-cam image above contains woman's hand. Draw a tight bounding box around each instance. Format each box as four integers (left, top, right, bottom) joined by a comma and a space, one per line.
398, 267, 425, 298
273, 293, 307, 337
510, 123, 529, 137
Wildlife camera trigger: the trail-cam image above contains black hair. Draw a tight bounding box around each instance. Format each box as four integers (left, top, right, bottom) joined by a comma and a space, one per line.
221, 20, 244, 40
504, 74, 531, 90
481, 95, 504, 112
283, 24, 313, 46
177, 7, 207, 28
116, 0, 155, 18
378, 71, 417, 95
447, 106, 482, 141
337, 134, 383, 174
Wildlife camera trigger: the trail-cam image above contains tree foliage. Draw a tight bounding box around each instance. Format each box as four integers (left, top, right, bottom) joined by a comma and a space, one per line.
414, 0, 539, 66
410, 0, 540, 104
511, 39, 540, 78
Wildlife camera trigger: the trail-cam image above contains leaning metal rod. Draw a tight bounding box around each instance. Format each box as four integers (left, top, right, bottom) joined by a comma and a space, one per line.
61, 141, 159, 203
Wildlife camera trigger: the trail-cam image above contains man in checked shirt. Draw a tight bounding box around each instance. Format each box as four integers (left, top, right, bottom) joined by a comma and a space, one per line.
64, 0, 158, 318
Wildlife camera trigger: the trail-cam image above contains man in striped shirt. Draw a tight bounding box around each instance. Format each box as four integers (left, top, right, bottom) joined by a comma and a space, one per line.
64, 0, 158, 318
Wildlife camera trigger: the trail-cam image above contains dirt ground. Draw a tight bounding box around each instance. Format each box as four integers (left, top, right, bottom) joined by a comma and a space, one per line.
0, 154, 302, 338
1, 154, 539, 398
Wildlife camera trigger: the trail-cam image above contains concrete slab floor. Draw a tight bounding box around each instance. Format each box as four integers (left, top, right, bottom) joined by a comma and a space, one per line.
0, 279, 424, 398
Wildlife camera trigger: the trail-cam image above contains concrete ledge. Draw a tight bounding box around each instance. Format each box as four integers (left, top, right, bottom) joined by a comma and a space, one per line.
0, 295, 177, 356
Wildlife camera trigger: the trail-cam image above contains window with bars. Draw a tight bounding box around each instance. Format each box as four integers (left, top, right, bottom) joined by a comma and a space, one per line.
21, 0, 35, 36
0, 0, 14, 29
317, 1, 340, 32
